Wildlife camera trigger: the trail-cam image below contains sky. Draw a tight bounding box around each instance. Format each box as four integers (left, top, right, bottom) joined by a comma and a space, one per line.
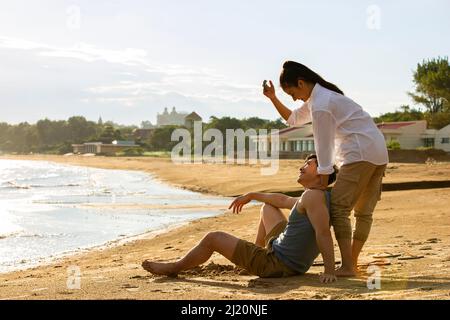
0, 0, 449, 126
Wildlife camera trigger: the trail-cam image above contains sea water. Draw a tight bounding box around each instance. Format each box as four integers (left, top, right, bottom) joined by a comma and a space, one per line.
0, 159, 230, 273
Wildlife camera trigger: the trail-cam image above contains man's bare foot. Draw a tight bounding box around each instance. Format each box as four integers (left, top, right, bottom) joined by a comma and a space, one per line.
142, 260, 178, 277
335, 266, 357, 277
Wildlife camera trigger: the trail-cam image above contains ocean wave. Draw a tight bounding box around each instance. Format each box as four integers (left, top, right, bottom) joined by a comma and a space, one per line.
1, 181, 81, 190
0, 231, 67, 240
0, 230, 23, 240
3, 181, 31, 189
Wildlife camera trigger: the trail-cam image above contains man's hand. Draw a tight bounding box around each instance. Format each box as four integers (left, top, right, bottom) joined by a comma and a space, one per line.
228, 193, 252, 214
319, 273, 337, 284
262, 80, 276, 100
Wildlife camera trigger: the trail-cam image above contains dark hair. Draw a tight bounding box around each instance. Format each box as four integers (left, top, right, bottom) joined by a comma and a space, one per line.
305, 154, 338, 185
280, 61, 344, 95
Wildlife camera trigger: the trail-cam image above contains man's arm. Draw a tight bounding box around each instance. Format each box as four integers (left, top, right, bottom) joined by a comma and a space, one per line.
250, 192, 297, 209
300, 190, 336, 283
229, 192, 297, 214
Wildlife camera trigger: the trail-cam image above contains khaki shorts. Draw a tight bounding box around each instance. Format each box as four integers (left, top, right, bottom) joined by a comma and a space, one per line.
330, 162, 387, 241
230, 221, 298, 278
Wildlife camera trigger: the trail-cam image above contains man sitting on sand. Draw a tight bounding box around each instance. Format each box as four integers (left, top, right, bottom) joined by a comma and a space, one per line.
142, 154, 338, 283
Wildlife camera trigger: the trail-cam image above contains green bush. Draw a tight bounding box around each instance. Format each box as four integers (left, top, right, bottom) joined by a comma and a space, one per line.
57, 142, 74, 154
386, 139, 401, 150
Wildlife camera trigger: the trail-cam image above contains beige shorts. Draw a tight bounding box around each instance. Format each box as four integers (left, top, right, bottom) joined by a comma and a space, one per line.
230, 221, 298, 278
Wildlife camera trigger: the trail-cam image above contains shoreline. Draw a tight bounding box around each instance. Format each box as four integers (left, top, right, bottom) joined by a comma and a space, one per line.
0, 218, 196, 276
0, 156, 230, 275
2, 154, 450, 196
0, 155, 449, 300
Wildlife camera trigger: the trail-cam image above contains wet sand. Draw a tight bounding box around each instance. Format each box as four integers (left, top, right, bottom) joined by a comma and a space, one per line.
0, 154, 449, 300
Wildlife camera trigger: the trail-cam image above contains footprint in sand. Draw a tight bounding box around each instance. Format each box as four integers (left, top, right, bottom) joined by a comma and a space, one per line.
361, 259, 392, 266
372, 253, 401, 259
398, 255, 424, 260
121, 283, 139, 291
129, 275, 150, 280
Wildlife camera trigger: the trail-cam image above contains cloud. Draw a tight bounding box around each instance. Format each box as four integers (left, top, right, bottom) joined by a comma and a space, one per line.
0, 36, 148, 65
0, 35, 260, 98
0, 35, 267, 123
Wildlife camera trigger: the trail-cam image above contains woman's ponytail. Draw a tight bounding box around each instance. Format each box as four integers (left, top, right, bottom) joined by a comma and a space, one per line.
280, 60, 344, 95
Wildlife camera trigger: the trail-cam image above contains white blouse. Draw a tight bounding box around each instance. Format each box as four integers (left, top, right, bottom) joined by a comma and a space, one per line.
287, 83, 389, 174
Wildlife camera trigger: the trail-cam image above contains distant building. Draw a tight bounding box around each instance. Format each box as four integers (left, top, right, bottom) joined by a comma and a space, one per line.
252, 123, 315, 159
435, 124, 450, 152
156, 107, 202, 127
377, 120, 450, 152
157, 107, 188, 126
184, 112, 202, 129
252, 120, 450, 158
377, 120, 428, 149
72, 140, 139, 156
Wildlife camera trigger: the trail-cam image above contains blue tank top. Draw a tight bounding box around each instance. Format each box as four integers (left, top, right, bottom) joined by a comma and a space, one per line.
271, 191, 331, 274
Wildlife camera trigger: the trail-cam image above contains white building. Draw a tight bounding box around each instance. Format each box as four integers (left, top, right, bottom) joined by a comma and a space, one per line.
434, 123, 450, 152
72, 140, 138, 155
277, 125, 315, 152
377, 120, 427, 149
254, 120, 450, 156
377, 120, 450, 152
253, 123, 315, 157
156, 107, 202, 128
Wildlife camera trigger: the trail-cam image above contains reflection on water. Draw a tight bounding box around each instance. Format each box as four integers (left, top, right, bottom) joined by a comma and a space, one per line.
0, 159, 230, 273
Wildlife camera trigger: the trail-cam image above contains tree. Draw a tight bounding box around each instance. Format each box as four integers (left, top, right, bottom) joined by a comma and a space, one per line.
141, 121, 154, 129
264, 118, 288, 130
408, 56, 450, 115
205, 116, 242, 133
98, 125, 116, 144
147, 125, 180, 151
373, 105, 424, 123
67, 116, 97, 143
425, 110, 450, 130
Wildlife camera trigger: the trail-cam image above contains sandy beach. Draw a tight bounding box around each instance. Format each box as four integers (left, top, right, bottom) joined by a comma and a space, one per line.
0, 154, 449, 300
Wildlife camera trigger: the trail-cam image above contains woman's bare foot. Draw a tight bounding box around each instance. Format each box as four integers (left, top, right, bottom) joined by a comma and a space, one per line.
142, 260, 178, 277
335, 266, 357, 277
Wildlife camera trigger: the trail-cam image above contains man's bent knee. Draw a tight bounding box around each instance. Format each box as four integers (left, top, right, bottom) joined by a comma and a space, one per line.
203, 231, 226, 246
260, 203, 276, 214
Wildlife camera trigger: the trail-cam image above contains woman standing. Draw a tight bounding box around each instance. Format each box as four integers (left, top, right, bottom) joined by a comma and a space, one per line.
263, 61, 388, 276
